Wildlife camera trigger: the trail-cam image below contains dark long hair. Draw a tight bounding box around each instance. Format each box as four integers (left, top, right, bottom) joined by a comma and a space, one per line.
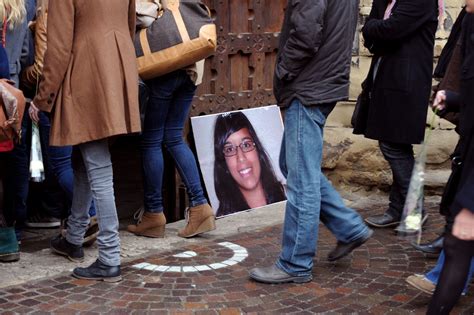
213, 112, 285, 216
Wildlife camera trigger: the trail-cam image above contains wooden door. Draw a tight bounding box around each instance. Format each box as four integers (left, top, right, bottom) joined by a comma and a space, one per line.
191, 0, 287, 116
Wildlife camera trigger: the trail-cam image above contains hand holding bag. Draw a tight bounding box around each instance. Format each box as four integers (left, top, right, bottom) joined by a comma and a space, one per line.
134, 0, 217, 80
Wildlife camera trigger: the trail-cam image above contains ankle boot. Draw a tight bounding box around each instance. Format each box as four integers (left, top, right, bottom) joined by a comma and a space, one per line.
0, 227, 20, 262
127, 208, 166, 238
178, 203, 216, 238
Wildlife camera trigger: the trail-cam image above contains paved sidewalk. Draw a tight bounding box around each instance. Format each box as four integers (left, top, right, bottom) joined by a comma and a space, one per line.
0, 195, 473, 314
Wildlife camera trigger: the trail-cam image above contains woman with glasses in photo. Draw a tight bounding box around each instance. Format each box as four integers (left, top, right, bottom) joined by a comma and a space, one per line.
213, 112, 286, 217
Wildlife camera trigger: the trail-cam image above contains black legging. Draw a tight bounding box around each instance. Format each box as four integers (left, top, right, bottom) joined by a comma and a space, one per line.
427, 233, 474, 314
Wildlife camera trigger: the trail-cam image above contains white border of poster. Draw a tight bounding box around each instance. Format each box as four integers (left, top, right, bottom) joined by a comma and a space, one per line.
191, 105, 286, 217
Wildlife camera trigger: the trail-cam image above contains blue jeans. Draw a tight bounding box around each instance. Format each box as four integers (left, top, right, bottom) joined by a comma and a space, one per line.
141, 70, 207, 213
379, 141, 415, 219
42, 114, 96, 218
426, 250, 474, 294
276, 99, 370, 277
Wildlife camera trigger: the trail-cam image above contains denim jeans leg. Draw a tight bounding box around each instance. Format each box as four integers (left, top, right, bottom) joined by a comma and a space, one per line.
319, 174, 370, 243
141, 75, 175, 214
278, 134, 287, 179
44, 112, 96, 218
277, 100, 369, 276
48, 144, 97, 218
276, 100, 326, 276
38, 112, 67, 219
426, 250, 444, 283
163, 73, 207, 207
467, 258, 474, 293
67, 140, 120, 266
66, 148, 93, 246
379, 141, 415, 219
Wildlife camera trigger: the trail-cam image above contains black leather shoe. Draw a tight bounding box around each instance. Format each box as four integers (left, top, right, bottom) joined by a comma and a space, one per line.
50, 235, 84, 263
411, 234, 444, 255
365, 213, 400, 228
72, 259, 122, 282
328, 229, 374, 262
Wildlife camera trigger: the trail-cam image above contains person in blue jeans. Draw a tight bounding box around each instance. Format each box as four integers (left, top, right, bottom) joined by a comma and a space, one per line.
128, 66, 216, 239
249, 0, 372, 284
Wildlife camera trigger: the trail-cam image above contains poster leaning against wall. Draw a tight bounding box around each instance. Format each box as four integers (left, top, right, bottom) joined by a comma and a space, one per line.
191, 105, 286, 217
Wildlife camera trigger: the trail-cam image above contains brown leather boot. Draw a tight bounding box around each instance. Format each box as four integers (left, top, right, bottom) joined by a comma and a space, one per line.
127, 208, 166, 238
178, 203, 216, 238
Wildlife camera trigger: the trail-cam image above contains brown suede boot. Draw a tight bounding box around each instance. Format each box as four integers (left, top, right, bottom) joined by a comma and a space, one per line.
178, 203, 216, 238
127, 209, 166, 238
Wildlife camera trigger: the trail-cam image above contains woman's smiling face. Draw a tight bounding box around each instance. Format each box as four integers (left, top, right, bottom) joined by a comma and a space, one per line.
224, 128, 262, 193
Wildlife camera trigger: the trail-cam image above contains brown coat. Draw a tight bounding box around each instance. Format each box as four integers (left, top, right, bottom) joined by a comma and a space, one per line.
33, 0, 140, 146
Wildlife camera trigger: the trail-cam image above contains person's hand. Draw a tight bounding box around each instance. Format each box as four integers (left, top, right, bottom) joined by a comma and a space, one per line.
432, 90, 446, 112
452, 208, 474, 241
29, 101, 40, 123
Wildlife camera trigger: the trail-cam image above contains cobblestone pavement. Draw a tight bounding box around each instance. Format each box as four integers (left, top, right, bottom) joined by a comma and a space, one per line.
0, 203, 473, 314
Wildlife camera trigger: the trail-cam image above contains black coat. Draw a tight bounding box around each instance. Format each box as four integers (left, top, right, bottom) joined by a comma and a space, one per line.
354, 0, 438, 144
444, 14, 474, 218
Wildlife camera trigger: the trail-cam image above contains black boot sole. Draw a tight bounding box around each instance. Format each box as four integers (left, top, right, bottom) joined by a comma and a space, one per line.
50, 247, 84, 263
72, 272, 122, 283
249, 273, 312, 284
364, 219, 400, 228
0, 252, 20, 262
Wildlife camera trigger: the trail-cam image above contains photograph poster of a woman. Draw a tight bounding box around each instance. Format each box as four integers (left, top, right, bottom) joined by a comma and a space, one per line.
191, 105, 286, 217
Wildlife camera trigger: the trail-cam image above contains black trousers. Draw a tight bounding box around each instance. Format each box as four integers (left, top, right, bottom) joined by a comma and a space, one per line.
427, 233, 474, 314
379, 141, 415, 219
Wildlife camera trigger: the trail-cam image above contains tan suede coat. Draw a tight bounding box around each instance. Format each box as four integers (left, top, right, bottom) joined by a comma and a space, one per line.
33, 0, 140, 146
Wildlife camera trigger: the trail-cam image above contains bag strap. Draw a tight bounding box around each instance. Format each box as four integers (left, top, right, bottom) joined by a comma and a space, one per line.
162, 0, 179, 10
165, 0, 190, 42
139, 29, 152, 55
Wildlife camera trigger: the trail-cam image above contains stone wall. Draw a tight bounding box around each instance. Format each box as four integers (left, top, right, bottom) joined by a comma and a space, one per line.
323, 0, 465, 195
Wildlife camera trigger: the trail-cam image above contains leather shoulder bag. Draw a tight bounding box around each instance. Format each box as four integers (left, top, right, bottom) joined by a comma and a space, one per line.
134, 0, 217, 80
0, 79, 26, 143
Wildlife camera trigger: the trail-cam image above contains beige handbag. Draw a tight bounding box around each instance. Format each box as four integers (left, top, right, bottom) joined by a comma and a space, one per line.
136, 0, 162, 29
134, 0, 216, 80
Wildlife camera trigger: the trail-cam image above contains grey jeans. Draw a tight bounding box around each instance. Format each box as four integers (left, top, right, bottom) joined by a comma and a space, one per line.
66, 139, 120, 266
